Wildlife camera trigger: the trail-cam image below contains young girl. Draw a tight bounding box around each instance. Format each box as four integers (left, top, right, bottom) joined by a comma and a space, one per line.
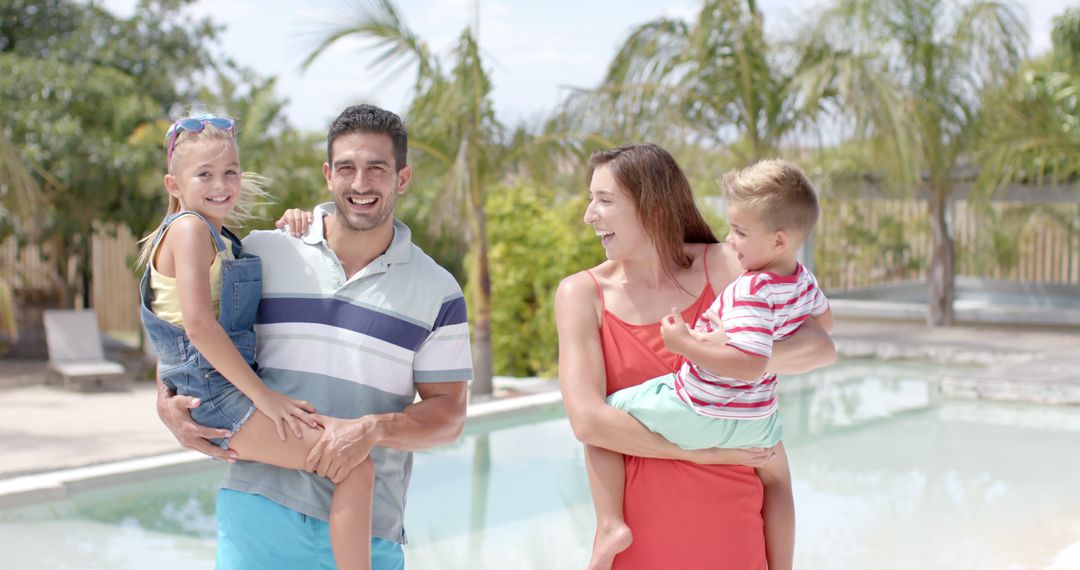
138, 114, 374, 570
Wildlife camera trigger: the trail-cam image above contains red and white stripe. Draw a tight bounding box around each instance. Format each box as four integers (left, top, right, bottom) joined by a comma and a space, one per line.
675, 264, 829, 420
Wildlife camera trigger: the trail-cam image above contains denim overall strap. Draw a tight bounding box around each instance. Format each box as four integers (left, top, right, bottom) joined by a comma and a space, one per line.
216, 229, 262, 366
221, 226, 245, 259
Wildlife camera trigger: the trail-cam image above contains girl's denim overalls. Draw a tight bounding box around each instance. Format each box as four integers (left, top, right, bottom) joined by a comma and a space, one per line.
139, 211, 262, 448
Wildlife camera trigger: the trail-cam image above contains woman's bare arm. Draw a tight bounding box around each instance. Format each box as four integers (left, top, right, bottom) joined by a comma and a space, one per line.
556, 273, 772, 466
769, 316, 837, 375
704, 243, 837, 376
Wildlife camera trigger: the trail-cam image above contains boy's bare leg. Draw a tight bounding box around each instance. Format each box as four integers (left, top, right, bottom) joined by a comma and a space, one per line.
757, 441, 794, 570
228, 412, 373, 570
584, 444, 634, 570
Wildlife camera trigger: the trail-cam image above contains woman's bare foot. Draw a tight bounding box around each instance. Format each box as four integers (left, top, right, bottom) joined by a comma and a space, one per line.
587, 521, 633, 570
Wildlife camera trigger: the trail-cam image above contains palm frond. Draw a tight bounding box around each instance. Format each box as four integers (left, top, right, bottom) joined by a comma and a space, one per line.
299, 0, 434, 80
0, 127, 50, 234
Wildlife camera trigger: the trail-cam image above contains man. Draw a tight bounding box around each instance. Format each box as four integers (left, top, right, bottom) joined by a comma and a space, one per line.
157, 104, 473, 569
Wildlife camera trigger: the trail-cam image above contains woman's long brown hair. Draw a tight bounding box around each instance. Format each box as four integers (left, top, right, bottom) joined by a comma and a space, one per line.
587, 143, 718, 290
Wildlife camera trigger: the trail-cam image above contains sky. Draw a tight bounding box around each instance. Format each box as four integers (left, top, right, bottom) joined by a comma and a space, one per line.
102, 0, 1076, 133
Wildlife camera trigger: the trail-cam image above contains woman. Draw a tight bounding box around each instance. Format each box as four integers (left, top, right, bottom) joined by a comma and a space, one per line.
556, 144, 835, 569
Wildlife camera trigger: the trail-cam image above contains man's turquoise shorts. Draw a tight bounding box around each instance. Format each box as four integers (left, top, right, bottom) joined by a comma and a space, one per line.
215, 489, 405, 570
607, 373, 783, 450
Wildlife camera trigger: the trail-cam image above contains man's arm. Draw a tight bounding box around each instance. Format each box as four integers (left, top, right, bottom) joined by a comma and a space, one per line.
373, 380, 468, 450
305, 381, 467, 483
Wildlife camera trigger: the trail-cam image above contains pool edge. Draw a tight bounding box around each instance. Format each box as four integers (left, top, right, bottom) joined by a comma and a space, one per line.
0, 390, 566, 510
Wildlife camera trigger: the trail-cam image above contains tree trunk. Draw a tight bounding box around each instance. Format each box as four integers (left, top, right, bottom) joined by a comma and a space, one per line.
47, 235, 77, 309
467, 433, 491, 567
468, 198, 494, 400
927, 187, 955, 326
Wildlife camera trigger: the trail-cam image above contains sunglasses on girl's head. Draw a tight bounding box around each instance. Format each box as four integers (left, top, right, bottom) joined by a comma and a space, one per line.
164, 115, 237, 172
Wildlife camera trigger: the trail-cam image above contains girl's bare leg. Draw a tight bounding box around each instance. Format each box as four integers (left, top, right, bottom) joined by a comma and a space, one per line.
757, 441, 794, 570
584, 444, 633, 570
329, 457, 374, 570
228, 412, 372, 570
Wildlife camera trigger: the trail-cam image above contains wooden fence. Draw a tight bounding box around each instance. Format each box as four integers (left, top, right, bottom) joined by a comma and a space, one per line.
814, 199, 1080, 291
2, 225, 141, 335
90, 225, 141, 334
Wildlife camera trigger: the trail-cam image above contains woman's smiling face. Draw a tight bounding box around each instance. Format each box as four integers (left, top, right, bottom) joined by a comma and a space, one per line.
584, 164, 651, 261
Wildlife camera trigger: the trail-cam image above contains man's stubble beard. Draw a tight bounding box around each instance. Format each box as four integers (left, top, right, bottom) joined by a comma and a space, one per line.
334, 191, 397, 234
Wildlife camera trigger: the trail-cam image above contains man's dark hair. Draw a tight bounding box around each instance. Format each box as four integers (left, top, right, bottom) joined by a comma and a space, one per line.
326, 104, 408, 170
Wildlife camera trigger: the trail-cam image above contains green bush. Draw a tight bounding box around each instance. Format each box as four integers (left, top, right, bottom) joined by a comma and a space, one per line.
486, 181, 603, 377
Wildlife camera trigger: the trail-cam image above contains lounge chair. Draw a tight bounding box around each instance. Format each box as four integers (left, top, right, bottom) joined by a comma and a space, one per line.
42, 309, 128, 390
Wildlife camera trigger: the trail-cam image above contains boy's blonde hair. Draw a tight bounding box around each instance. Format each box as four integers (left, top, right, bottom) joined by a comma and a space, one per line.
720, 159, 819, 240
136, 123, 271, 269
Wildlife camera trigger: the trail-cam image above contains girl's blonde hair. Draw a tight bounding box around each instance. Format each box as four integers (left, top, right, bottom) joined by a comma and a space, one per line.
136, 122, 272, 269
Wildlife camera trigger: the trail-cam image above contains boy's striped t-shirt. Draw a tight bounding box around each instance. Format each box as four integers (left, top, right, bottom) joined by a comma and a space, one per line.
220, 206, 472, 545
674, 263, 829, 420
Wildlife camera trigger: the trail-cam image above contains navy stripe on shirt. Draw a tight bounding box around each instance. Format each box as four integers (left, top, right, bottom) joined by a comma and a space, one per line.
434, 296, 468, 328
257, 297, 430, 351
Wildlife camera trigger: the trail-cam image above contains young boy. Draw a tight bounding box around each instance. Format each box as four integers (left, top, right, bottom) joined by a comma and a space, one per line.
589, 159, 832, 570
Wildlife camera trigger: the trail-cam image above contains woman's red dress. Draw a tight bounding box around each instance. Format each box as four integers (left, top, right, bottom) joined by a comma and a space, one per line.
587, 261, 767, 569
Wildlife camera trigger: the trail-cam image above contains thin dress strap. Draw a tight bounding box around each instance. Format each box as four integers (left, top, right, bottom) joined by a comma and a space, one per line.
584, 270, 606, 313
702, 242, 713, 290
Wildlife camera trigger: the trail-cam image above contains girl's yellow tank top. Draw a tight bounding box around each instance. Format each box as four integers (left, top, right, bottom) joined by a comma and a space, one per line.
149, 224, 234, 327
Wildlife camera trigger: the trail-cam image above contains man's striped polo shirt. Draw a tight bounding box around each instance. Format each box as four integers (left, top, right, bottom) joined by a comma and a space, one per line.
221, 204, 473, 544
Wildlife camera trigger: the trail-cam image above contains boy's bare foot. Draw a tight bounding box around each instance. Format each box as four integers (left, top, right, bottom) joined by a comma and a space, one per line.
587, 521, 633, 570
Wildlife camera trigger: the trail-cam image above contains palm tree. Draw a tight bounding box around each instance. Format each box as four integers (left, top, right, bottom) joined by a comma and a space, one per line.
561, 0, 826, 165
802, 0, 1026, 325
302, 0, 512, 398
980, 7, 1080, 188
0, 128, 49, 349
0, 127, 45, 228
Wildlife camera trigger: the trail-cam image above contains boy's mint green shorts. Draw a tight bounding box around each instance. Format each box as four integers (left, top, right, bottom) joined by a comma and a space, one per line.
607, 374, 783, 450
215, 489, 405, 570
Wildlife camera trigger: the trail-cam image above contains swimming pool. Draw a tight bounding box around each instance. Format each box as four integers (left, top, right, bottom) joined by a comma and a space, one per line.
2, 359, 1079, 569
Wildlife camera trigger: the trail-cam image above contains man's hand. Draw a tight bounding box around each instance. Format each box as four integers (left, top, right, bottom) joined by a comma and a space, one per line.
156, 384, 239, 462
304, 414, 382, 483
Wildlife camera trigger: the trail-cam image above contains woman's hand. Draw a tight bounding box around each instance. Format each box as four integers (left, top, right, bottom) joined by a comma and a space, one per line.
274, 209, 315, 237
251, 388, 319, 441
685, 446, 776, 467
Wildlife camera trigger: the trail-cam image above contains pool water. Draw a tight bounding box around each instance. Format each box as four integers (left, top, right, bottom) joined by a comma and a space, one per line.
3, 359, 1079, 569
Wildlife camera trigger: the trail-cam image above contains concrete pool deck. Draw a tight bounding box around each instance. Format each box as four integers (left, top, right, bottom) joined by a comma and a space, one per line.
0, 317, 1077, 505
832, 318, 1080, 405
